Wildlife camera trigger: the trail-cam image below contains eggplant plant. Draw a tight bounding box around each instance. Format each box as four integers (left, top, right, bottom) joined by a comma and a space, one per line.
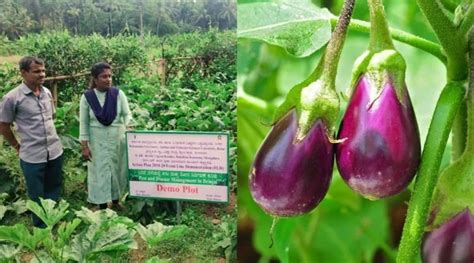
249, 0, 355, 217
0, 198, 188, 262
238, 0, 473, 261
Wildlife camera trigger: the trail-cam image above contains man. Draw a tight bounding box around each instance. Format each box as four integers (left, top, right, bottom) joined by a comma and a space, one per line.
0, 56, 63, 228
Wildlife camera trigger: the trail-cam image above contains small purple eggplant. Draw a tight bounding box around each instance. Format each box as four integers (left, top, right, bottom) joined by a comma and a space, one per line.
249, 109, 334, 217
422, 208, 474, 263
336, 73, 420, 199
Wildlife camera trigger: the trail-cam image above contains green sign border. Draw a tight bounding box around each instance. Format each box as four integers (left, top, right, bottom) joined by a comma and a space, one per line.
126, 130, 230, 204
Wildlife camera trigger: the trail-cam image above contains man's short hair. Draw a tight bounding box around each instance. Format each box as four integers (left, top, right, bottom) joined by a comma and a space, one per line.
19, 56, 44, 71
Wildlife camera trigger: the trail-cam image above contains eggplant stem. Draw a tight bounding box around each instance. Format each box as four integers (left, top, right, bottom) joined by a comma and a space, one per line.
268, 217, 279, 248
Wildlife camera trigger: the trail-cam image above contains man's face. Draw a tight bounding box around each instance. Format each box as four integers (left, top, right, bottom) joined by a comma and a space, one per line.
21, 62, 46, 87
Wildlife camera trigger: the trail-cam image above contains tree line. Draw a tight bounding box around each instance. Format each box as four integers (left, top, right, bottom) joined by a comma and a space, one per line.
0, 0, 236, 39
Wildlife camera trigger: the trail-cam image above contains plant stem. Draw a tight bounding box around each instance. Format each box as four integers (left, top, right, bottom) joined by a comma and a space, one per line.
460, 5, 474, 36
33, 251, 43, 263
329, 18, 446, 63
464, 29, 474, 152
452, 100, 467, 160
367, 0, 394, 52
146, 245, 151, 260
321, 0, 355, 85
416, 0, 468, 81
395, 81, 465, 262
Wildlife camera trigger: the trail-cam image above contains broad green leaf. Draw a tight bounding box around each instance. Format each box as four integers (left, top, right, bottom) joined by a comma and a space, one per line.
287, 181, 389, 263
63, 227, 90, 262
0, 244, 21, 260
0, 193, 8, 203
238, 0, 332, 57
26, 198, 69, 228
0, 206, 7, 221
237, 96, 274, 259
0, 224, 48, 251
29, 250, 55, 263
273, 218, 299, 263
324, 174, 362, 211
10, 200, 28, 214
64, 220, 137, 262
90, 225, 137, 253
146, 256, 170, 263
57, 218, 82, 247
75, 207, 118, 225
136, 221, 188, 247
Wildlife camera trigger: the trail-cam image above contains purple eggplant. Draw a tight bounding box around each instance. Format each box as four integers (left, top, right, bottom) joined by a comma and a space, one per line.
336, 74, 420, 199
249, 109, 334, 217
422, 208, 474, 263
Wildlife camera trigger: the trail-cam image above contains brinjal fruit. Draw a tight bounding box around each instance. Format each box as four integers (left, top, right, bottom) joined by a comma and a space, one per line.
422, 208, 474, 263
336, 51, 421, 199
249, 109, 334, 217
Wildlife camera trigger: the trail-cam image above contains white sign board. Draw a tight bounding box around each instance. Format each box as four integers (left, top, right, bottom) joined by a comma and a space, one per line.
126, 131, 229, 203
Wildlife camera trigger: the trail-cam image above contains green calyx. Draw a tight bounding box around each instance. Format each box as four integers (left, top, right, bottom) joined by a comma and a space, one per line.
297, 79, 339, 142
270, 0, 356, 142
270, 75, 339, 143
430, 151, 474, 229
349, 49, 407, 105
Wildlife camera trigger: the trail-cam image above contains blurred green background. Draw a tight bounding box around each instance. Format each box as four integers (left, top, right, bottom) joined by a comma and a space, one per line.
237, 0, 452, 262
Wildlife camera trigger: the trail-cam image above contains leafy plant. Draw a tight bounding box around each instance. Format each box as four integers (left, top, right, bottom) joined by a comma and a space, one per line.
136, 221, 189, 260
212, 214, 237, 262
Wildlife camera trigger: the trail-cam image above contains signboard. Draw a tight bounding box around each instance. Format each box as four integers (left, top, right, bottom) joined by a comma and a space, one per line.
126, 131, 229, 203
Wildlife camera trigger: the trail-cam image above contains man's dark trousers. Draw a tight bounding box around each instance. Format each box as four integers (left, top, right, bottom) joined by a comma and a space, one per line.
20, 154, 63, 228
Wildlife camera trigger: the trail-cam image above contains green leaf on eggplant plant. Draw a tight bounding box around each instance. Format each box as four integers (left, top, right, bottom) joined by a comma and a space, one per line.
0, 206, 7, 221
10, 199, 28, 215
136, 221, 189, 247
26, 198, 69, 228
237, 0, 332, 57
0, 244, 22, 260
242, 171, 391, 262
146, 256, 170, 263
63, 219, 137, 262
0, 224, 48, 251
29, 251, 55, 263
75, 207, 134, 227
57, 218, 82, 248
271, 177, 390, 263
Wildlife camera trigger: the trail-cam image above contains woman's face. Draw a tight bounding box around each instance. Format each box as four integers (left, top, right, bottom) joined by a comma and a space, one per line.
94, 69, 112, 90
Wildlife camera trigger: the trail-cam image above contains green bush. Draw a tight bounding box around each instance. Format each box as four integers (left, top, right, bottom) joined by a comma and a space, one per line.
15, 31, 147, 104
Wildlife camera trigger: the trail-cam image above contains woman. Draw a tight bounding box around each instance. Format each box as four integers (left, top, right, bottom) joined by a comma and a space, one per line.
79, 62, 132, 210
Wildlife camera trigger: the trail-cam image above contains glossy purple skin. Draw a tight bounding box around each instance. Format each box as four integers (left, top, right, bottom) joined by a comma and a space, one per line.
249, 110, 334, 217
422, 209, 474, 263
336, 75, 420, 199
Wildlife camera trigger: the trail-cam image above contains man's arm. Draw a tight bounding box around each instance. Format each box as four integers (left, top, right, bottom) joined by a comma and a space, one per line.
0, 122, 20, 153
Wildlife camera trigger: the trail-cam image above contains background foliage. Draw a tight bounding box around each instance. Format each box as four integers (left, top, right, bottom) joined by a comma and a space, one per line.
0, 0, 236, 39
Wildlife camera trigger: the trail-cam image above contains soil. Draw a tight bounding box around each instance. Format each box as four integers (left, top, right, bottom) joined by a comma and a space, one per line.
130, 234, 147, 263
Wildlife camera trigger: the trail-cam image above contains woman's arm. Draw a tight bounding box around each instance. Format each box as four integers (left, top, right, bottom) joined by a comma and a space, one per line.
120, 90, 133, 128
79, 94, 92, 160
